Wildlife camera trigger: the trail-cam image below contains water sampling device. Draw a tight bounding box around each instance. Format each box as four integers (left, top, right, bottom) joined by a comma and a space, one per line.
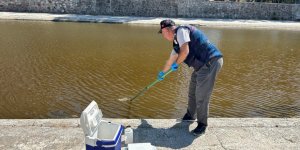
118, 69, 173, 102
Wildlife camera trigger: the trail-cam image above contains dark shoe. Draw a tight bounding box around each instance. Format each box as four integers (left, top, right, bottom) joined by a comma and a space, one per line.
192, 123, 207, 136
182, 112, 196, 122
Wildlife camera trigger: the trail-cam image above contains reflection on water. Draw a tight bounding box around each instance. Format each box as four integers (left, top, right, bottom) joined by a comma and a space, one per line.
0, 20, 299, 119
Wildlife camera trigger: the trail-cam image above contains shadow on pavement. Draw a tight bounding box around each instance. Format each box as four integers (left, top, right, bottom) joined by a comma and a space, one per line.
132, 119, 197, 149
53, 15, 158, 24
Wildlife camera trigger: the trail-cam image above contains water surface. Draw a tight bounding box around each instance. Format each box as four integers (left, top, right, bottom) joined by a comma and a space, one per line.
0, 20, 299, 118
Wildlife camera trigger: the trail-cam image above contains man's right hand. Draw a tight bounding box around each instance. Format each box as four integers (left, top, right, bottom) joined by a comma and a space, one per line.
157, 71, 165, 81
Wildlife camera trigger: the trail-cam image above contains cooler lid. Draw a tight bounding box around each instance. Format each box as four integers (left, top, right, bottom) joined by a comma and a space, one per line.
80, 100, 103, 136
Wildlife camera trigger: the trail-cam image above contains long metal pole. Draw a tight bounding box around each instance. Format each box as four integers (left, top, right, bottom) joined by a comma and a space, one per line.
129, 69, 173, 101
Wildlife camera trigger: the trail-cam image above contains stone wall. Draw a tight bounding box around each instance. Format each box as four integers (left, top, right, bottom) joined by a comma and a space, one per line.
0, 0, 299, 20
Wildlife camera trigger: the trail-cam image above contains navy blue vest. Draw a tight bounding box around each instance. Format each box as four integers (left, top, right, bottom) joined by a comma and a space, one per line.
173, 25, 223, 70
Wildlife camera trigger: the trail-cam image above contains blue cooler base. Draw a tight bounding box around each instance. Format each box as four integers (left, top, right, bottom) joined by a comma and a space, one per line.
85, 126, 123, 150
86, 139, 121, 150
85, 138, 121, 150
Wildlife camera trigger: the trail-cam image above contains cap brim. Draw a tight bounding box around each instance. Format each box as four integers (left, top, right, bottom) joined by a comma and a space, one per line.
158, 29, 162, 34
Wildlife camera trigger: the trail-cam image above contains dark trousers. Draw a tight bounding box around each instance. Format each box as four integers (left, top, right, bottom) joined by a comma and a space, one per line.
187, 58, 223, 126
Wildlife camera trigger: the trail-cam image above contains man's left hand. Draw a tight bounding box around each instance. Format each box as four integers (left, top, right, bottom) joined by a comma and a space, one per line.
171, 63, 178, 71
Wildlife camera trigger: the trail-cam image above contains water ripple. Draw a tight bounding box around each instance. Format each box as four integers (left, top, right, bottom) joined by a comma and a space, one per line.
0, 21, 299, 118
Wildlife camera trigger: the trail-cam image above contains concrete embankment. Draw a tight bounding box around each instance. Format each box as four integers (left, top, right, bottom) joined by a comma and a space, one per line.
0, 12, 300, 31
0, 118, 299, 150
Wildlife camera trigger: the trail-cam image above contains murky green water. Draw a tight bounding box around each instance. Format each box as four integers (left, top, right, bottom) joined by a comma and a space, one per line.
0, 20, 299, 119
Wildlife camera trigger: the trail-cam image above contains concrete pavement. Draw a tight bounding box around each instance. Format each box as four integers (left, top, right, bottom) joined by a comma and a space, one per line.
0, 118, 299, 150
0, 12, 300, 30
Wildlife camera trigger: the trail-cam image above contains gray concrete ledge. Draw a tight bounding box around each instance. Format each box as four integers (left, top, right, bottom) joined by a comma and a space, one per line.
0, 12, 300, 31
0, 118, 299, 150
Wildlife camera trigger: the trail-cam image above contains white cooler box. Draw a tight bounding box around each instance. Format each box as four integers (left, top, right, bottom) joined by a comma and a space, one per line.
80, 101, 124, 150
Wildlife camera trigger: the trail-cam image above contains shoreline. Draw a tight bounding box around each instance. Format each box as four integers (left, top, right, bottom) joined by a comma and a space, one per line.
0, 118, 299, 149
0, 12, 300, 31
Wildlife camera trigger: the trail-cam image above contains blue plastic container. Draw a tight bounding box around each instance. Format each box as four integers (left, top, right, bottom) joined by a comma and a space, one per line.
81, 101, 123, 150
